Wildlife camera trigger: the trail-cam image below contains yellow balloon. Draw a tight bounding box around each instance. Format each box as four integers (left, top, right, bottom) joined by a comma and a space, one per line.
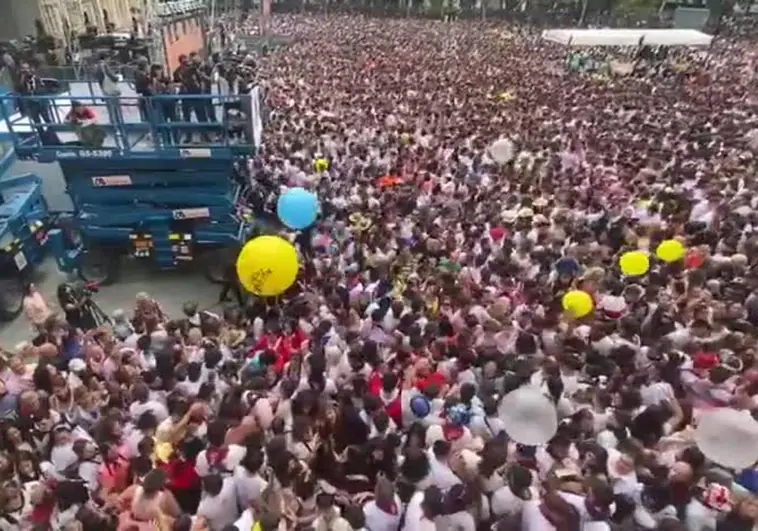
619, 250, 650, 277
656, 239, 686, 264
562, 290, 594, 318
236, 236, 299, 297
154, 442, 173, 463
314, 158, 329, 173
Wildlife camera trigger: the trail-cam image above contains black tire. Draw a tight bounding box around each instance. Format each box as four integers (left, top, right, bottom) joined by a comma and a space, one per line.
78, 248, 120, 286
201, 247, 238, 284
0, 275, 24, 322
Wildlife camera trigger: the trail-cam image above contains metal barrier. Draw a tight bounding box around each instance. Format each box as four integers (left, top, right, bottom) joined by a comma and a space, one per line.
268, 0, 661, 26
0, 62, 142, 85
1, 93, 257, 160
36, 63, 141, 83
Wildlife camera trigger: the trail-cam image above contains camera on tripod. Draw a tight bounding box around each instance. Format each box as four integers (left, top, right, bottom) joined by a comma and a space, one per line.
56, 281, 110, 331
68, 280, 100, 302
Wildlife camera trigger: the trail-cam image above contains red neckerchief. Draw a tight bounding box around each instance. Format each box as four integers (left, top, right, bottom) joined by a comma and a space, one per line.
377, 499, 398, 515
30, 496, 55, 524
442, 423, 464, 441
103, 451, 127, 477
206, 446, 229, 469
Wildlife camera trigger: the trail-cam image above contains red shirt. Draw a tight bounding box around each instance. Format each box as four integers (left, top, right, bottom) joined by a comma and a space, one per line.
162, 458, 200, 491
368, 372, 403, 427
250, 329, 307, 373
67, 106, 96, 122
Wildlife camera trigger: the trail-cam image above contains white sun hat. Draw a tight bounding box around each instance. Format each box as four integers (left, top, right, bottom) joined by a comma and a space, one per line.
695, 408, 758, 470
498, 387, 558, 445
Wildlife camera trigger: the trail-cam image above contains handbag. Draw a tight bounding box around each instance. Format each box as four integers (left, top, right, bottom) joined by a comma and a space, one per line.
100, 65, 121, 97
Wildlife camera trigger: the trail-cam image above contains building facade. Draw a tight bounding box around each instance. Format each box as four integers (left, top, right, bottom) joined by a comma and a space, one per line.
0, 0, 141, 42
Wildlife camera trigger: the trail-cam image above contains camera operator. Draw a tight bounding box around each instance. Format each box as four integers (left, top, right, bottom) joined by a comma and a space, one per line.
198, 55, 217, 125
16, 62, 52, 125
150, 64, 179, 146
56, 282, 99, 331
173, 54, 210, 143
134, 57, 152, 122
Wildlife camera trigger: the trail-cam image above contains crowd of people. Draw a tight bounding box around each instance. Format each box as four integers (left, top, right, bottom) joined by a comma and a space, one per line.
4, 10, 758, 531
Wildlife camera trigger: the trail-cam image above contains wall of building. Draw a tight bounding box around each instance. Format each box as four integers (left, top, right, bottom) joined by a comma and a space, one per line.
162, 14, 206, 73
16, 0, 141, 41
0, 0, 43, 40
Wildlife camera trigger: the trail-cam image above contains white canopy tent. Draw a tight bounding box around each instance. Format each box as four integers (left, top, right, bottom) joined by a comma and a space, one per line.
541, 29, 713, 48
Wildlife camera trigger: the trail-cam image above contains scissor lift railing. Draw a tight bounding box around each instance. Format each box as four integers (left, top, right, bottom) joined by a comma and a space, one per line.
0, 92, 258, 162
0, 89, 262, 284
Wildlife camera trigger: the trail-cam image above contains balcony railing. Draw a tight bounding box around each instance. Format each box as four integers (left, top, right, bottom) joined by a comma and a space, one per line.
155, 0, 208, 16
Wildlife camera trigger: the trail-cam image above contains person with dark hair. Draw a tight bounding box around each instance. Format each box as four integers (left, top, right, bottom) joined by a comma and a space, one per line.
195, 419, 246, 477
197, 472, 238, 530
56, 283, 98, 332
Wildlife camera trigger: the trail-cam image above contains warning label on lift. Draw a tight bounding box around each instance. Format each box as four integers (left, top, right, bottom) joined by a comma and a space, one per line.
172, 208, 210, 220
92, 176, 133, 187
179, 148, 212, 158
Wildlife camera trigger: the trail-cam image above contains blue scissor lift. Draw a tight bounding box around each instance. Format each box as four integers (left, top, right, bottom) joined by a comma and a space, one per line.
0, 173, 51, 320
0, 91, 260, 285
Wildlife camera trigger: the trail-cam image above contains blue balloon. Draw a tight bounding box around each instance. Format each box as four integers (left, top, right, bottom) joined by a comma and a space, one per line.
277, 187, 319, 230
410, 395, 431, 418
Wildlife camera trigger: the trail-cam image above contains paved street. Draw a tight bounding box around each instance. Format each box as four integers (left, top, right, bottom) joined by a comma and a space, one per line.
0, 256, 225, 348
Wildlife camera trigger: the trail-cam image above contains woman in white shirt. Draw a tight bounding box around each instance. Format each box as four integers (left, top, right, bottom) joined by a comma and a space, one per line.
288, 415, 319, 463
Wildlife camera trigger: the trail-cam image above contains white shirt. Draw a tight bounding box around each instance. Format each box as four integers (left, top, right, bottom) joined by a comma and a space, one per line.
685, 499, 718, 531
197, 476, 240, 530
129, 400, 169, 423
402, 491, 435, 531
233, 466, 268, 509
436, 511, 476, 531
196, 444, 247, 476
469, 415, 506, 440
363, 495, 402, 531
51, 443, 78, 473
521, 499, 556, 531
640, 382, 675, 407
491, 486, 539, 518
427, 452, 462, 492
233, 509, 255, 531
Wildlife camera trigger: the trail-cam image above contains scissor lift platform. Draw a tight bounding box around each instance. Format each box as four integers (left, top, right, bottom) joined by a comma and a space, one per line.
0, 90, 262, 284
0, 91, 261, 162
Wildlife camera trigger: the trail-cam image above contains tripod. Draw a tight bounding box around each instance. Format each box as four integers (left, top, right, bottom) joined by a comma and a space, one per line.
83, 298, 111, 327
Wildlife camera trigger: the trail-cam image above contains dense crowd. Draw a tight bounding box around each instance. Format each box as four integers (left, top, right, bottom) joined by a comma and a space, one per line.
4, 11, 758, 531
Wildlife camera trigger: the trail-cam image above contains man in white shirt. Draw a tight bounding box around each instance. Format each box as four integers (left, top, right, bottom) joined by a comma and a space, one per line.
197, 474, 240, 530
427, 441, 462, 492
129, 383, 169, 423
403, 486, 443, 531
